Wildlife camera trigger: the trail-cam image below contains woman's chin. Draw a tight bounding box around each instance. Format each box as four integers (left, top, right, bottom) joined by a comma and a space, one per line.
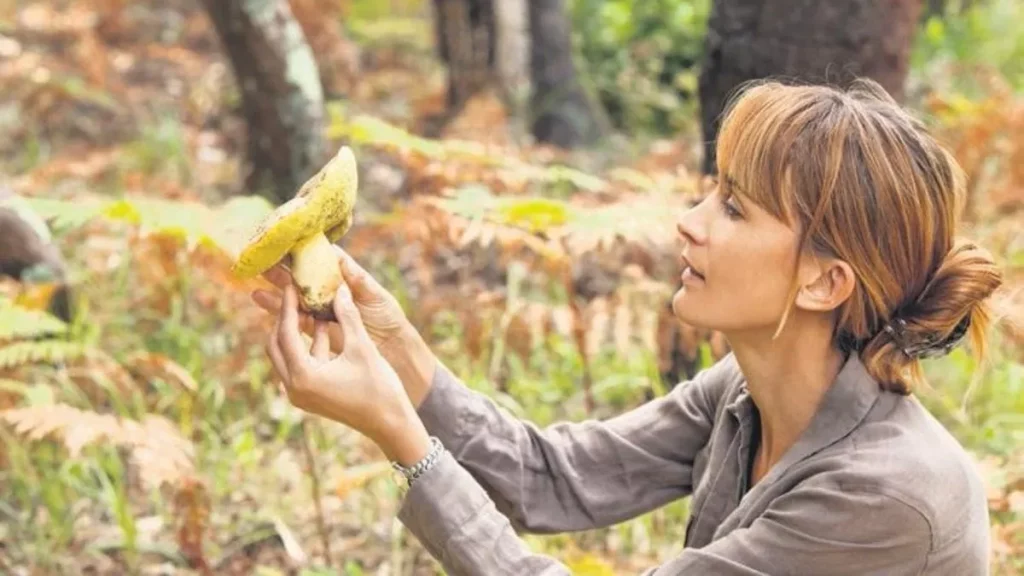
671, 289, 703, 325
671, 290, 723, 331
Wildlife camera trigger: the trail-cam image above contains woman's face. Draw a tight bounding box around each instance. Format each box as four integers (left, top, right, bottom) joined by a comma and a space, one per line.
671, 183, 804, 337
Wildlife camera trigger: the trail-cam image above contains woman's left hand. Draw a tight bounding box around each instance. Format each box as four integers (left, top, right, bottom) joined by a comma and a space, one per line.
266, 280, 431, 466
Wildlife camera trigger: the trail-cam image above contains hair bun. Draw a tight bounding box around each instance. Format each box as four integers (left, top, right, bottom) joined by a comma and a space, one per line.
865, 238, 1003, 393
905, 239, 1002, 337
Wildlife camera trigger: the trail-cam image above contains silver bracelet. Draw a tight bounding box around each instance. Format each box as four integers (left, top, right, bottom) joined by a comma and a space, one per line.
391, 436, 444, 486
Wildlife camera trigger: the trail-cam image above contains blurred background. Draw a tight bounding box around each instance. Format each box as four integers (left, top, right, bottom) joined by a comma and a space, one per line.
0, 0, 1020, 574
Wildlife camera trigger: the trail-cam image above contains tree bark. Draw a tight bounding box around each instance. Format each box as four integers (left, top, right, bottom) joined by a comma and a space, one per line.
288, 0, 361, 98
493, 0, 530, 106
528, 0, 606, 148
697, 0, 924, 174
201, 0, 326, 204
433, 0, 497, 112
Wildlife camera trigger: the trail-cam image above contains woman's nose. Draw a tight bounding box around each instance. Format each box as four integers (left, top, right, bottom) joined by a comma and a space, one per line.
676, 199, 707, 245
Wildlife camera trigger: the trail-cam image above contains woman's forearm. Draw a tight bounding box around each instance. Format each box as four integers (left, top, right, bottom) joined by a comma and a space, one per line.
379, 321, 438, 409
381, 330, 729, 534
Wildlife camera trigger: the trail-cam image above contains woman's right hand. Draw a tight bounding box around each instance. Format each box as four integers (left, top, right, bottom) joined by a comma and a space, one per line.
250, 247, 409, 354
250, 246, 439, 408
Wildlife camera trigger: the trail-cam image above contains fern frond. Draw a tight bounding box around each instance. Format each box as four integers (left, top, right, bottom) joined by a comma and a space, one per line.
0, 341, 91, 369
432, 186, 681, 256
24, 194, 274, 256
19, 196, 110, 232
0, 299, 68, 340
330, 112, 610, 192
0, 403, 195, 490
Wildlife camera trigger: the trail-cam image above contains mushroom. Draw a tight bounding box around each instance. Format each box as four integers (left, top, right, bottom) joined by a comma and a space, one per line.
232, 146, 359, 320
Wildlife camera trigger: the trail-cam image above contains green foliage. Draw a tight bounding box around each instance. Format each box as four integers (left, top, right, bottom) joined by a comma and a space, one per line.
920, 343, 1024, 458
25, 194, 274, 254
441, 185, 573, 231
438, 183, 682, 258
0, 341, 91, 370
122, 115, 194, 185
0, 298, 68, 341
329, 110, 612, 193
911, 0, 1024, 93
569, 0, 710, 135
0, 296, 92, 370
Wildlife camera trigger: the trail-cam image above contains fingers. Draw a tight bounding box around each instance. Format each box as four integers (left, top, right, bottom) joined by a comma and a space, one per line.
252, 289, 281, 313
327, 322, 345, 354
261, 263, 291, 289
333, 246, 382, 301
253, 289, 318, 336
332, 281, 371, 346
311, 321, 331, 361
266, 318, 289, 383
277, 284, 311, 375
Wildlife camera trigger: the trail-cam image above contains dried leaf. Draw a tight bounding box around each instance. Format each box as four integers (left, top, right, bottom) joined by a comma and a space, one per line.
333, 461, 393, 500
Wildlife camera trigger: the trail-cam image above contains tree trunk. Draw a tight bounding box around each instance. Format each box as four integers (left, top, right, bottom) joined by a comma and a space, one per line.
433, 0, 497, 113
493, 0, 530, 107
288, 0, 361, 98
528, 0, 606, 148
201, 0, 326, 205
697, 0, 924, 175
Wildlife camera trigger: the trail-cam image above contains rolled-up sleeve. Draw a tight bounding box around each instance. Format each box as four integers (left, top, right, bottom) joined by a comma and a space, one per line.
398, 464, 934, 576
398, 451, 573, 575
412, 359, 731, 534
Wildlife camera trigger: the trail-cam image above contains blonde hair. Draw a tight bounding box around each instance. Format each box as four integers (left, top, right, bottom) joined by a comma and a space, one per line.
715, 78, 1004, 394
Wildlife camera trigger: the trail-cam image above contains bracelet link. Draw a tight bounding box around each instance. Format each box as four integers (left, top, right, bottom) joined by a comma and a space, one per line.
392, 436, 444, 486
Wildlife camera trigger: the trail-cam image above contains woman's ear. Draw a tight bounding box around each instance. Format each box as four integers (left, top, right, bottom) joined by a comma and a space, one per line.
794, 255, 856, 313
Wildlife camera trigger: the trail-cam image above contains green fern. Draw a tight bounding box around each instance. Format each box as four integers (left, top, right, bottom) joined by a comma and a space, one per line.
0, 341, 92, 370
24, 194, 275, 255
0, 299, 68, 341
328, 109, 610, 192
437, 185, 681, 253
440, 186, 577, 231
18, 196, 109, 232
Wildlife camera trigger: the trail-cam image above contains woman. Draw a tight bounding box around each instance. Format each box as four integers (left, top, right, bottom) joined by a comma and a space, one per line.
252, 79, 1004, 575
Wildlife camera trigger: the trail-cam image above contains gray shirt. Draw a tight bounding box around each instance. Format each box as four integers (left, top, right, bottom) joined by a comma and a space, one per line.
396, 352, 991, 575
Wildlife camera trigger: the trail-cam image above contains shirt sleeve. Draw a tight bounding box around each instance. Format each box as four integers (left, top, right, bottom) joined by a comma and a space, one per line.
398, 462, 933, 576
411, 358, 732, 534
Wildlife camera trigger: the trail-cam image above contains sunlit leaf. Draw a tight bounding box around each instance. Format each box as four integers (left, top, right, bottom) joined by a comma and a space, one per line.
0, 297, 67, 340
496, 197, 572, 233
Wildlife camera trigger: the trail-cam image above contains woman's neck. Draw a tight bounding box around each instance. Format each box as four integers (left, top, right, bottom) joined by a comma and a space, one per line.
729, 324, 847, 482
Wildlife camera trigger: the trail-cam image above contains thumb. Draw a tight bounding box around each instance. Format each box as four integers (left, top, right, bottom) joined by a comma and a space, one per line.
333, 246, 387, 303
333, 280, 372, 345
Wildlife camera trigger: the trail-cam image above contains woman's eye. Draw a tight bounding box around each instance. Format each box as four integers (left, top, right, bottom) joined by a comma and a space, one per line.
720, 195, 742, 220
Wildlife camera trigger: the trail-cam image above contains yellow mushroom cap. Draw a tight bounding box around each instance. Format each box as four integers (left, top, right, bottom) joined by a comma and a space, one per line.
232, 146, 359, 279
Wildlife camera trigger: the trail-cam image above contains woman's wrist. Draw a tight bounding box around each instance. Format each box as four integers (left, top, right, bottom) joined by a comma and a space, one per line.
379, 407, 432, 466
380, 322, 437, 409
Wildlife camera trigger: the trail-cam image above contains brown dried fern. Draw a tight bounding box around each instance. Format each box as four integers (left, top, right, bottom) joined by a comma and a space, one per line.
0, 403, 195, 491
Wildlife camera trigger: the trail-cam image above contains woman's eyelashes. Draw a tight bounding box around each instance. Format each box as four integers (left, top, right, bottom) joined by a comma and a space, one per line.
720, 192, 743, 220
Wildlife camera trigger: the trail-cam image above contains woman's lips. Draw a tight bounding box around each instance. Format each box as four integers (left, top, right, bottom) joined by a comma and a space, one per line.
682, 266, 705, 283
680, 254, 705, 283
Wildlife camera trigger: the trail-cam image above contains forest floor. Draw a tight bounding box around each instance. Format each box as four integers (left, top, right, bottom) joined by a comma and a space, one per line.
0, 0, 1021, 575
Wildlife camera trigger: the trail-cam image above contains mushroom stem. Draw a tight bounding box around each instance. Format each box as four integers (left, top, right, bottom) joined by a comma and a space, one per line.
289, 232, 343, 321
